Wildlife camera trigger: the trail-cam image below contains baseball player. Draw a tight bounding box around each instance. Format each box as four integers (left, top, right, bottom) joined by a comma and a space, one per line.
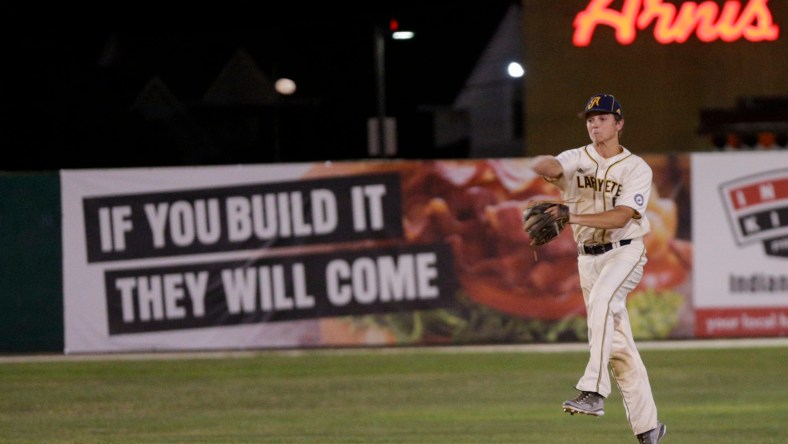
529, 94, 666, 443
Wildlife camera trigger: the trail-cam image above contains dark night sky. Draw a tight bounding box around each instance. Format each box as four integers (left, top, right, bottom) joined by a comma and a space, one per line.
2, 1, 514, 170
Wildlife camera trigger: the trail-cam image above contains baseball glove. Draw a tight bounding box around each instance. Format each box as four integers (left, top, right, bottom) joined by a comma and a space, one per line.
522, 201, 570, 248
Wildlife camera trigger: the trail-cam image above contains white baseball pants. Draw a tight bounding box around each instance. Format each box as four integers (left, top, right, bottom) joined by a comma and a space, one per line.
575, 240, 659, 435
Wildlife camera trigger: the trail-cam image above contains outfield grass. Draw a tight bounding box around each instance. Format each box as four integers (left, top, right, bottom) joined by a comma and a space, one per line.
0, 344, 785, 443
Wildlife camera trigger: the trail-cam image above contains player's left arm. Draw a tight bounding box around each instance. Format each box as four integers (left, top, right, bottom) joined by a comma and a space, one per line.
568, 206, 635, 229
614, 158, 653, 220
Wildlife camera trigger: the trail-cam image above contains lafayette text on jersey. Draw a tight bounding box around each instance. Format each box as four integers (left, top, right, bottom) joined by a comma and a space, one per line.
549, 144, 652, 245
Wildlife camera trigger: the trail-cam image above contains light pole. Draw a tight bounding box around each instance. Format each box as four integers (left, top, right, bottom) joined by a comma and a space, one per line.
373, 24, 388, 158
371, 20, 414, 158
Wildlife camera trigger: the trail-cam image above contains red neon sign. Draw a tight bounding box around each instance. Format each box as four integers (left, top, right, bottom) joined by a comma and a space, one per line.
573, 0, 780, 46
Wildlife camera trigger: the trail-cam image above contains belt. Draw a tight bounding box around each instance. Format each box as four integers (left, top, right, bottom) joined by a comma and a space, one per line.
578, 239, 632, 256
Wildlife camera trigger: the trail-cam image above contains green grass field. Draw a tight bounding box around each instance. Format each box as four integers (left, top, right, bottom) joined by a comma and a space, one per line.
1, 343, 785, 443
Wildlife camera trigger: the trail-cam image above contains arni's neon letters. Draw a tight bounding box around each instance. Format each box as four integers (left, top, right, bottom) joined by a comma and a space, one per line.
573, 0, 780, 46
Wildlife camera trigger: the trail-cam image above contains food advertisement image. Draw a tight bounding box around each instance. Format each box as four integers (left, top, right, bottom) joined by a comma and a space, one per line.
305, 156, 693, 347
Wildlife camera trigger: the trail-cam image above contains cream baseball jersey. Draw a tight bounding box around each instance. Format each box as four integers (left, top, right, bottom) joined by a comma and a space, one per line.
549, 144, 652, 245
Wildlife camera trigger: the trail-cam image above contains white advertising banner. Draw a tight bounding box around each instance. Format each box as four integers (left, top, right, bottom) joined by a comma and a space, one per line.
62, 158, 694, 353
61, 163, 460, 353
691, 151, 788, 337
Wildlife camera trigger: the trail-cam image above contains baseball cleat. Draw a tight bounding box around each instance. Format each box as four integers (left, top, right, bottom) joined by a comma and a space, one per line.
562, 391, 605, 416
636, 422, 666, 444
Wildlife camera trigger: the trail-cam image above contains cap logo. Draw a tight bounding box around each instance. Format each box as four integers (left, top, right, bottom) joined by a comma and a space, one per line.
588, 96, 601, 109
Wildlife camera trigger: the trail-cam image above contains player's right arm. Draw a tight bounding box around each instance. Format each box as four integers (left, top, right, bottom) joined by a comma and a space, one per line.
530, 155, 563, 179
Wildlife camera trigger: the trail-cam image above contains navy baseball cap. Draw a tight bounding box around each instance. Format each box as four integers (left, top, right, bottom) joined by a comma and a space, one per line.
579, 93, 623, 118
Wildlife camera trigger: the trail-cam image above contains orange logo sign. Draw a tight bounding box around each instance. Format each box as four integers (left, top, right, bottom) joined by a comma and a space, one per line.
573, 0, 780, 46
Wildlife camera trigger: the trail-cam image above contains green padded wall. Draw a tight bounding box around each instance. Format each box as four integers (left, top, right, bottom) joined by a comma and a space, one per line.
0, 172, 63, 353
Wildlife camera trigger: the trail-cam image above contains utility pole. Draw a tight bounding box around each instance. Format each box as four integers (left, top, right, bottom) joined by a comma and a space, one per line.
373, 24, 387, 157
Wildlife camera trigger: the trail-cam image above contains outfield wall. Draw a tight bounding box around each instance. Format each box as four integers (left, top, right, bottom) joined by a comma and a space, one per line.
0, 173, 63, 352
2, 152, 787, 353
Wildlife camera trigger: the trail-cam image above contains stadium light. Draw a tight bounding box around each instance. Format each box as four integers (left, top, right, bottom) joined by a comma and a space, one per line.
392, 31, 414, 40
507, 62, 525, 78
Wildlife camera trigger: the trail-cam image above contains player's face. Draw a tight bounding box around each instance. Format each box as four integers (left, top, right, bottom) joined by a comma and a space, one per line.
586, 113, 622, 145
